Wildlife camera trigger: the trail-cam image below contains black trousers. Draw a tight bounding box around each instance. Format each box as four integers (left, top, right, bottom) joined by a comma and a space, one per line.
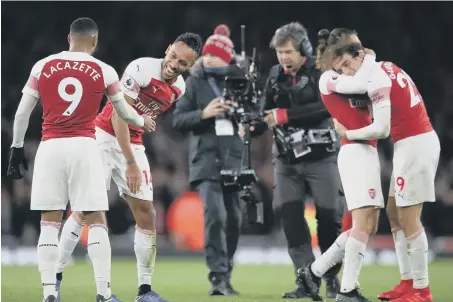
196, 180, 242, 282
274, 155, 345, 278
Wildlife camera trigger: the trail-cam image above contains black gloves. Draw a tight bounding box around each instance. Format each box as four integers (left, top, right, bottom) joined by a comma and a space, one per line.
7, 147, 29, 180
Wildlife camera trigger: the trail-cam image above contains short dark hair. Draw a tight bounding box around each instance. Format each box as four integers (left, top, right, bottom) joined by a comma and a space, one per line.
328, 28, 358, 46
174, 32, 203, 58
70, 17, 98, 35
270, 22, 308, 50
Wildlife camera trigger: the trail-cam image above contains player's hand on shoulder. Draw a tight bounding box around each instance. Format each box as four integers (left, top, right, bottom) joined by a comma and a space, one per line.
7, 147, 29, 180
141, 115, 156, 132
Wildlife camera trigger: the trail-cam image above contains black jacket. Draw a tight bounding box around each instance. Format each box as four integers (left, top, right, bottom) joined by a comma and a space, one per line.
173, 59, 244, 184
252, 56, 337, 161
261, 56, 332, 130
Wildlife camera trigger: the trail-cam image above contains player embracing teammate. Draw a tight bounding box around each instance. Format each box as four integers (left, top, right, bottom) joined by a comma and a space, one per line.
297, 28, 439, 302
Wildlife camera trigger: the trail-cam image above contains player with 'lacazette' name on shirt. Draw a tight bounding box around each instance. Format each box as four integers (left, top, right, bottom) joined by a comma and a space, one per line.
55, 33, 203, 302
5, 17, 156, 302
328, 41, 440, 302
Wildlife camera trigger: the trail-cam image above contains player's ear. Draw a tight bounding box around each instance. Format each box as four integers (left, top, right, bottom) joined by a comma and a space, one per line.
67, 34, 71, 45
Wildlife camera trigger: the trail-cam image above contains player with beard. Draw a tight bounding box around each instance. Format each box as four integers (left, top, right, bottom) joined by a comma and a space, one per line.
54, 33, 203, 302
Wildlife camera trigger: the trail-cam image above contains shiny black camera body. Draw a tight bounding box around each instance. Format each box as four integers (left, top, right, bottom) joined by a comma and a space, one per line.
220, 76, 263, 224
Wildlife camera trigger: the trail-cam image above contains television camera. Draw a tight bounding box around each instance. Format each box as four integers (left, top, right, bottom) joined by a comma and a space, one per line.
220, 25, 264, 224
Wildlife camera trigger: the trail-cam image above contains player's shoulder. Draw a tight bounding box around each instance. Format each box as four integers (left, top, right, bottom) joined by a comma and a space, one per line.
369, 61, 393, 89
30, 52, 62, 75
86, 56, 116, 75
129, 57, 163, 73
319, 70, 339, 95
173, 74, 186, 94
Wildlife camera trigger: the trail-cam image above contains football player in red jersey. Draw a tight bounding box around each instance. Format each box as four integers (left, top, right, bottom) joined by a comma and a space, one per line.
298, 29, 381, 302
6, 18, 155, 302
55, 33, 203, 302
309, 31, 418, 301
328, 39, 440, 302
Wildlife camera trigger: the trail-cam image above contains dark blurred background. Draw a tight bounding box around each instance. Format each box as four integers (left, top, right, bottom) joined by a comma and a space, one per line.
2, 1, 453, 260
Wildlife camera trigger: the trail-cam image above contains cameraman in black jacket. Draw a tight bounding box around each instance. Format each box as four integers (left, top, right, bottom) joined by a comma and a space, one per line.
247, 22, 344, 299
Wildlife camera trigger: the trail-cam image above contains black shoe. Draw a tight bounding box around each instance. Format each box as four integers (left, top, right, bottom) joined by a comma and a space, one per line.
282, 285, 308, 299
335, 289, 372, 302
209, 275, 233, 296
43, 296, 57, 302
226, 280, 239, 295
324, 276, 340, 299
296, 265, 324, 302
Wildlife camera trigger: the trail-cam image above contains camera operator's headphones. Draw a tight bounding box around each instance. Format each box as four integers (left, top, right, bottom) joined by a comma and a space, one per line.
271, 23, 314, 57
298, 35, 313, 57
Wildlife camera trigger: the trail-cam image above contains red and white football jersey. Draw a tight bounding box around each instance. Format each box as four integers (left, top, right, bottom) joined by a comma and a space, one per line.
368, 62, 433, 142
22, 51, 122, 141
319, 70, 377, 147
96, 57, 185, 144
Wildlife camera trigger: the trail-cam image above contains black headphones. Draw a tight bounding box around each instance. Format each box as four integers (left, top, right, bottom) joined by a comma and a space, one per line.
298, 35, 313, 57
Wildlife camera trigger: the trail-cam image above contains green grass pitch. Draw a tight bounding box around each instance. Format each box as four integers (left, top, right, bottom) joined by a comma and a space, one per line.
2, 258, 452, 301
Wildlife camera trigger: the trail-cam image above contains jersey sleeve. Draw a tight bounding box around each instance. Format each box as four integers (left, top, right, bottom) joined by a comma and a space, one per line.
121, 58, 149, 100
319, 70, 337, 95
368, 64, 392, 110
173, 75, 186, 100
102, 64, 123, 98
22, 59, 46, 98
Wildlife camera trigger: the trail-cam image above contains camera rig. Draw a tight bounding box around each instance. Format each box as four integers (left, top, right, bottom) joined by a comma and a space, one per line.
220, 25, 264, 224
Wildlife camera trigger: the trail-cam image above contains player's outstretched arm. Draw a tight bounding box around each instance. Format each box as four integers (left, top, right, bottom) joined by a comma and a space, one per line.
108, 92, 145, 128
327, 54, 376, 94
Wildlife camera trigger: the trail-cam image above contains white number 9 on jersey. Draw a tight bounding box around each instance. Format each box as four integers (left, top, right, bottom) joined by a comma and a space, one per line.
58, 77, 83, 116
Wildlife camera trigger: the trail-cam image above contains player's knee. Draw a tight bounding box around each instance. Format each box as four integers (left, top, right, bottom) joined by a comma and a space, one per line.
40, 210, 64, 222
397, 205, 422, 231
82, 211, 106, 226
71, 211, 85, 225
366, 209, 380, 236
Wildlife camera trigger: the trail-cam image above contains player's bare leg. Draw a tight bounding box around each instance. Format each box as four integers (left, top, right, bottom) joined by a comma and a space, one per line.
39, 210, 64, 302
389, 203, 433, 302
377, 196, 413, 301
124, 194, 161, 301
299, 206, 378, 302
83, 211, 120, 302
